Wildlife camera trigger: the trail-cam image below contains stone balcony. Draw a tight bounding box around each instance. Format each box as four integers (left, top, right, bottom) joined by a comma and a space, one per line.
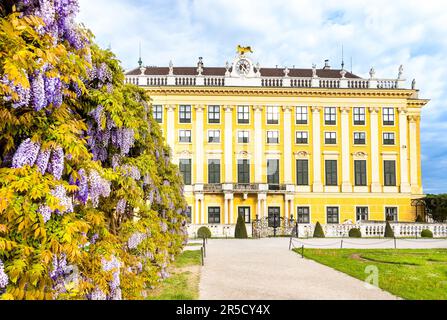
125, 73, 407, 90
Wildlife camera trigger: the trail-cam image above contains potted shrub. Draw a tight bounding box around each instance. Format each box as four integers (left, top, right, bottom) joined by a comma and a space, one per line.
313, 222, 325, 238
234, 214, 248, 239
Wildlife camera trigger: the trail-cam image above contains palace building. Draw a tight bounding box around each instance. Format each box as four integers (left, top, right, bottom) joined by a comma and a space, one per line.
125, 48, 428, 236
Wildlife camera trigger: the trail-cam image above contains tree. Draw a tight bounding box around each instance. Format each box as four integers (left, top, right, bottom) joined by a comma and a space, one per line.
384, 221, 395, 238
234, 214, 248, 239
313, 222, 325, 238
0, 1, 187, 300
423, 194, 447, 223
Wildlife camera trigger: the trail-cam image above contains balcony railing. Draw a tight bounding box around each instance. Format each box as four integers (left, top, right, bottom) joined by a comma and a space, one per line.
203, 184, 223, 193
125, 74, 407, 89
233, 183, 259, 192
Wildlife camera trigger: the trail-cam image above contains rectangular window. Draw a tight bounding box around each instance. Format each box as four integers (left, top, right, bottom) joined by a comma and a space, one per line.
385, 207, 398, 221
267, 131, 279, 144
267, 159, 280, 185
237, 159, 250, 184
268, 207, 281, 227
152, 105, 163, 123
297, 207, 310, 223
208, 130, 220, 143
326, 207, 339, 224
179, 159, 191, 185
354, 132, 366, 145
295, 131, 308, 144
353, 107, 365, 125
178, 130, 191, 143
384, 160, 396, 186
266, 106, 279, 124
208, 159, 220, 184
208, 105, 220, 123
383, 132, 395, 145
325, 132, 337, 144
179, 105, 191, 123
383, 107, 395, 125
356, 207, 369, 222
324, 107, 337, 125
325, 160, 338, 186
296, 106, 308, 124
237, 131, 249, 143
237, 105, 250, 124
354, 160, 367, 186
185, 206, 192, 223
296, 159, 309, 186
208, 207, 221, 224
238, 207, 251, 223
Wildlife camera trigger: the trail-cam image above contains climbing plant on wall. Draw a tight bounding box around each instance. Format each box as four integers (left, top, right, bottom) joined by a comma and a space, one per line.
0, 0, 188, 300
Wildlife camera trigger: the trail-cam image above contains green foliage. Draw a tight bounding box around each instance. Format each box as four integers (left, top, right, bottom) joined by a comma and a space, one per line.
415, 215, 424, 222
384, 221, 395, 238
234, 214, 248, 239
313, 222, 325, 238
423, 194, 447, 223
197, 227, 211, 239
420, 229, 433, 238
348, 228, 362, 238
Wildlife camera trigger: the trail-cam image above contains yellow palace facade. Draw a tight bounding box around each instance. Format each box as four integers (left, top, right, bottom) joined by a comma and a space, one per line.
125, 49, 428, 235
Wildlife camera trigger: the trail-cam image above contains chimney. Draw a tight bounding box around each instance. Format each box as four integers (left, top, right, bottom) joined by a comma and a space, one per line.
323, 59, 331, 70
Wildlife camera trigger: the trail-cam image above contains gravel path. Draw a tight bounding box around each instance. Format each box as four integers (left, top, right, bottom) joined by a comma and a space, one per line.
199, 238, 403, 300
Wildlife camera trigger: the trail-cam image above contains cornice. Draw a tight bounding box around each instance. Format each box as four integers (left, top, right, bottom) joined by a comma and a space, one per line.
144, 86, 418, 99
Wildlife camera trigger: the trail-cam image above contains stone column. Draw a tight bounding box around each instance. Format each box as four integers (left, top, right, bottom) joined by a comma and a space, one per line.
224, 197, 228, 225
311, 107, 323, 192
284, 197, 289, 220
409, 115, 419, 192
283, 106, 293, 184
253, 105, 263, 183
166, 105, 176, 151
194, 197, 200, 225
224, 106, 234, 183
341, 106, 352, 192
200, 197, 205, 224
195, 105, 205, 184
399, 107, 411, 193
256, 198, 261, 219
229, 197, 234, 224
369, 107, 382, 192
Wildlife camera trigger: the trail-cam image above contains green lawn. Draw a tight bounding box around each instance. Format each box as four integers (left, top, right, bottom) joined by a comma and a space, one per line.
293, 248, 447, 300
146, 250, 202, 300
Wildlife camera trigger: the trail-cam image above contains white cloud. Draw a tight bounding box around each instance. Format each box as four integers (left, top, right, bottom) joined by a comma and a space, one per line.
77, 0, 447, 193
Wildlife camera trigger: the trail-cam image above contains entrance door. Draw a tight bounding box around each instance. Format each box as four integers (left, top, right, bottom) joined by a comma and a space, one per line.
268, 207, 281, 228
238, 207, 251, 223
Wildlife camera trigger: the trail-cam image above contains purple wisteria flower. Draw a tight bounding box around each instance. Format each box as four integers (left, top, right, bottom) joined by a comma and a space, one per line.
11, 138, 41, 168
0, 259, 8, 288
31, 71, 47, 111
47, 146, 64, 180
1, 75, 31, 109
51, 185, 73, 214
35, 148, 51, 174
88, 170, 111, 207
73, 168, 88, 204
101, 255, 122, 300
127, 232, 147, 250
38, 204, 52, 223
116, 198, 126, 215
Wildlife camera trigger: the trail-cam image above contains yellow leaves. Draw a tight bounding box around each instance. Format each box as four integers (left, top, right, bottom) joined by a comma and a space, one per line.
0, 293, 15, 300
28, 263, 45, 287
0, 238, 17, 252
6, 259, 27, 284
0, 224, 7, 234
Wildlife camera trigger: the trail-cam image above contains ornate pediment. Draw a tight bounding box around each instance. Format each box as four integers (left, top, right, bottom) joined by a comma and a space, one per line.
294, 150, 311, 158
352, 151, 368, 159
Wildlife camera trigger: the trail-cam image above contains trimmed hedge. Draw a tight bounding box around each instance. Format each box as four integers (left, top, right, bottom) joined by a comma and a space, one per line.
313, 222, 325, 238
234, 214, 248, 238
421, 229, 433, 238
348, 228, 362, 238
197, 226, 211, 239
384, 221, 395, 238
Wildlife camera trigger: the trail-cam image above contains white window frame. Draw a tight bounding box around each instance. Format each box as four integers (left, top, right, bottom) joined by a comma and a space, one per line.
295, 131, 309, 144
237, 130, 250, 144
353, 131, 366, 145
266, 106, 280, 125
295, 106, 308, 125
208, 130, 221, 143
324, 131, 337, 145
178, 129, 192, 143
266, 130, 279, 144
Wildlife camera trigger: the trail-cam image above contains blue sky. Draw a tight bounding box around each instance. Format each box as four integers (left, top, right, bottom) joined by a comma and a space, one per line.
78, 0, 447, 194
